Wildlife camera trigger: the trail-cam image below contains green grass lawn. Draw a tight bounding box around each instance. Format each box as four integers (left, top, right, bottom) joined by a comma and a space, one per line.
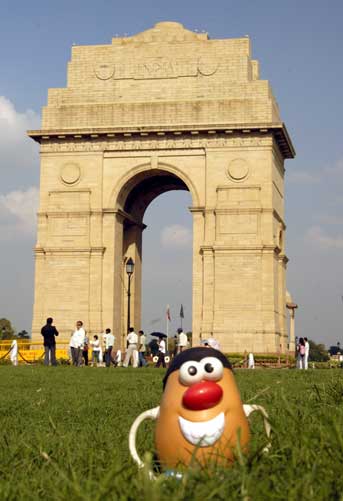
1, 366, 343, 500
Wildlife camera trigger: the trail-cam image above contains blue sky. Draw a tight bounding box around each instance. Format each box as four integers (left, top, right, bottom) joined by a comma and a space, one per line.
1, 0, 343, 345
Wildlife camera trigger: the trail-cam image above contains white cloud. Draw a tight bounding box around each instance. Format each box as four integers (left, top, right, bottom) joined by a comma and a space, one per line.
0, 96, 40, 174
305, 225, 343, 250
0, 96, 40, 240
0, 187, 38, 240
161, 224, 192, 249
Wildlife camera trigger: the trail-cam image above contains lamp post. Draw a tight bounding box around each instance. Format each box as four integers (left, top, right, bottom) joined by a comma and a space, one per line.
286, 302, 298, 354
126, 257, 135, 334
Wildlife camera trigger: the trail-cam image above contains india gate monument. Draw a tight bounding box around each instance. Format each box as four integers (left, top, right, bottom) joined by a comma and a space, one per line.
28, 22, 295, 353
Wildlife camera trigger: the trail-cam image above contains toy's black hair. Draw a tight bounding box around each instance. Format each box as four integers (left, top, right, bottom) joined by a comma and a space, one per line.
163, 347, 232, 390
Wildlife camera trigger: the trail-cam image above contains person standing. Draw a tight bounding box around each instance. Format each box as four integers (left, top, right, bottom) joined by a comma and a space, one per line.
70, 321, 85, 366
90, 335, 101, 366
297, 337, 306, 369
248, 352, 255, 369
41, 317, 59, 366
138, 330, 147, 367
304, 337, 310, 370
82, 334, 89, 366
177, 328, 188, 353
123, 327, 138, 368
104, 328, 115, 367
10, 339, 18, 366
172, 335, 178, 358
155, 335, 166, 368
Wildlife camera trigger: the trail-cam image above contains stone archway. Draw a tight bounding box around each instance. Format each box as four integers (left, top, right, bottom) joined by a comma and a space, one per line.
29, 21, 295, 353
111, 166, 194, 350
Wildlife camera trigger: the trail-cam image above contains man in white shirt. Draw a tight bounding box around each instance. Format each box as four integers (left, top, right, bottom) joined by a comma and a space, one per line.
104, 328, 115, 367
177, 328, 188, 353
10, 339, 18, 366
69, 320, 86, 366
155, 335, 166, 368
248, 352, 255, 369
123, 327, 138, 368
138, 330, 147, 367
304, 337, 310, 370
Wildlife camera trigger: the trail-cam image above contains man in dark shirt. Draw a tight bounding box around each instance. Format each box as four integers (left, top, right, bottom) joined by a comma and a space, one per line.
41, 317, 59, 366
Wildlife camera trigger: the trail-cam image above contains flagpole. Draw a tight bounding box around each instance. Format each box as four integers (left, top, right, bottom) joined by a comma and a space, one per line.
166, 315, 169, 350
180, 304, 184, 331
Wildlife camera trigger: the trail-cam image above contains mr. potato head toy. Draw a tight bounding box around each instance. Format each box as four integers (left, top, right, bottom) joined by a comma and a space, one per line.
129, 347, 271, 473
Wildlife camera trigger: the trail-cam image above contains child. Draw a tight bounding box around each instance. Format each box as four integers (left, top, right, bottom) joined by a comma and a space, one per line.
90, 335, 101, 366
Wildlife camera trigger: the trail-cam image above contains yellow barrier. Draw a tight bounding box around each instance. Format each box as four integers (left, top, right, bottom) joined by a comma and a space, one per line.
0, 346, 70, 363
0, 340, 71, 350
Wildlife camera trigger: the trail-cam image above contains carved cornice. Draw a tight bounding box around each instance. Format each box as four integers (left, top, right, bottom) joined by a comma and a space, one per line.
200, 244, 281, 253
189, 206, 205, 213
34, 246, 105, 255
28, 123, 295, 159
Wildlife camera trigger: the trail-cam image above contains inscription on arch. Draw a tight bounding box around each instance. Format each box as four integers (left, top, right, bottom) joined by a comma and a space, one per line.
94, 57, 219, 81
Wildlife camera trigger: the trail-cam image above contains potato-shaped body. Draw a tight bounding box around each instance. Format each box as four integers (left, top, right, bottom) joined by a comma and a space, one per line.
155, 348, 250, 469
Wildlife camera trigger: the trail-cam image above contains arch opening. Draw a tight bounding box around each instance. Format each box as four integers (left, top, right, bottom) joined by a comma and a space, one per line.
117, 168, 190, 223
117, 167, 193, 344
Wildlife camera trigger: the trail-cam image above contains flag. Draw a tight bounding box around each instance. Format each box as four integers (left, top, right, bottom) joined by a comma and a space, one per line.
166, 305, 171, 322
180, 304, 184, 319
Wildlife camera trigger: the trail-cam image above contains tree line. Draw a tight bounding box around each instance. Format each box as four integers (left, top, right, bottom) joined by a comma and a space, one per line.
0, 318, 29, 340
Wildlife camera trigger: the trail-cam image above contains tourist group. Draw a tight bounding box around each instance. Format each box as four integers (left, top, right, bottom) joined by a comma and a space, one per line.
40, 317, 189, 367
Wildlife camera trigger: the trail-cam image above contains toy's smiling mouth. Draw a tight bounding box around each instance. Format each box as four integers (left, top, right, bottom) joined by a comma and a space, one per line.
178, 412, 225, 447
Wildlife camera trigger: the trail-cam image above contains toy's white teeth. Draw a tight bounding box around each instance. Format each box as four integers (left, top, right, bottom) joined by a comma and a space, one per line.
178, 412, 225, 447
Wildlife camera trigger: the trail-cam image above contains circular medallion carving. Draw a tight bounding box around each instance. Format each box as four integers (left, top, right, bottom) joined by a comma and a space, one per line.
94, 63, 115, 80
60, 163, 81, 185
227, 158, 249, 181
198, 58, 218, 76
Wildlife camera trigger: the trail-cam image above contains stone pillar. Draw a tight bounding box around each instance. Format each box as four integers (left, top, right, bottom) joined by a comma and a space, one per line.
88, 249, 103, 336
88, 211, 104, 336
286, 302, 298, 352
122, 223, 144, 343
31, 248, 46, 341
102, 211, 124, 349
190, 208, 205, 345
277, 253, 288, 352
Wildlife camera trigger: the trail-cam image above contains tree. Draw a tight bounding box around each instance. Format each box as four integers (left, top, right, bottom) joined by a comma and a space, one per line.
309, 340, 329, 362
0, 318, 15, 340
17, 330, 30, 339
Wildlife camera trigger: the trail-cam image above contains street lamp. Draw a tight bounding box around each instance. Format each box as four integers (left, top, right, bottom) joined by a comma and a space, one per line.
126, 257, 135, 334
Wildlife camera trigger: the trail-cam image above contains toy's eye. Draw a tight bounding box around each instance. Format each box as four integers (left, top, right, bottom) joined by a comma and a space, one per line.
201, 357, 224, 381
179, 361, 203, 386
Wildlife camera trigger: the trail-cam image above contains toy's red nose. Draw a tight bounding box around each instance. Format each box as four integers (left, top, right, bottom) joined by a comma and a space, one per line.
182, 381, 223, 411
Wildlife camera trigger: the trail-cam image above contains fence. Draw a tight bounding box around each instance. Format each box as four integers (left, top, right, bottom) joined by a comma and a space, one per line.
0, 340, 70, 363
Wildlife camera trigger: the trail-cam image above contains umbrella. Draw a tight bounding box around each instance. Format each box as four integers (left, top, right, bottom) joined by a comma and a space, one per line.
150, 332, 167, 338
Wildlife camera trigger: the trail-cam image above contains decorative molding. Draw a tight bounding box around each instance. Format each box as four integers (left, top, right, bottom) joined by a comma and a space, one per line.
48, 188, 91, 194
189, 206, 205, 213
29, 122, 295, 158
40, 135, 273, 153
34, 246, 105, 255
212, 244, 279, 252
